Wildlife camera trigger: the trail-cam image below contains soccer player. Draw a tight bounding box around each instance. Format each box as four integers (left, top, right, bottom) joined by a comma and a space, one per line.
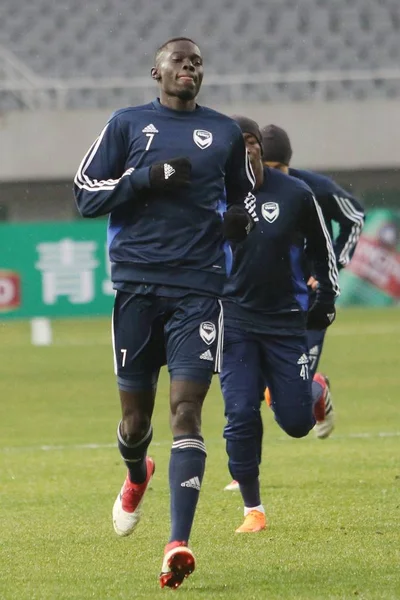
220, 116, 340, 532
261, 124, 365, 437
224, 125, 364, 493
73, 38, 254, 588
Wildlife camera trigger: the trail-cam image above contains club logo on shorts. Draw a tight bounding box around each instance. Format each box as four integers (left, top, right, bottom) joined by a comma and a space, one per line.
199, 321, 216, 345
193, 129, 213, 149
261, 202, 279, 223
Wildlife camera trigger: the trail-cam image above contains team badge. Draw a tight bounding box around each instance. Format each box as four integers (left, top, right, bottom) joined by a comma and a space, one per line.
193, 129, 213, 149
199, 321, 216, 345
261, 202, 279, 223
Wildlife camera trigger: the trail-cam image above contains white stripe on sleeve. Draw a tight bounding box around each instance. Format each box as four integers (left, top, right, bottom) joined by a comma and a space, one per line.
74, 123, 132, 192
245, 149, 256, 189
333, 195, 364, 223
333, 195, 365, 266
313, 196, 340, 297
339, 222, 363, 266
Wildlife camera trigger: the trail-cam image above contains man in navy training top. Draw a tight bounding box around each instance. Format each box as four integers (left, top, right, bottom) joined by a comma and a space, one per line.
224, 123, 365, 494
220, 116, 340, 533
74, 37, 255, 589
261, 125, 365, 435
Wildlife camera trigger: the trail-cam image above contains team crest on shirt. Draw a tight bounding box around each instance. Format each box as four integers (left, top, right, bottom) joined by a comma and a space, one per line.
261, 202, 280, 223
199, 321, 216, 345
193, 129, 213, 149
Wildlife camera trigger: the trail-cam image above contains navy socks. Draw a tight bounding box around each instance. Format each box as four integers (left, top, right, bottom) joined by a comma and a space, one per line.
169, 435, 207, 543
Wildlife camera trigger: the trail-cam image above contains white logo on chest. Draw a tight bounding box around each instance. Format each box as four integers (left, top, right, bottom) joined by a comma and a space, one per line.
261, 202, 279, 223
193, 129, 213, 149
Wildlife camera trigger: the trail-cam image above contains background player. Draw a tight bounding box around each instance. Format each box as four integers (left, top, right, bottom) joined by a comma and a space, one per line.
262, 124, 365, 438
220, 116, 339, 532
224, 122, 364, 494
74, 37, 254, 589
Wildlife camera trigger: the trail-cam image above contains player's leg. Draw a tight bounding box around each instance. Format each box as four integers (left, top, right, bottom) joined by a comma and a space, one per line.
159, 295, 223, 589
220, 326, 266, 533
112, 292, 165, 536
224, 375, 264, 492
307, 329, 335, 439
262, 334, 315, 438
159, 378, 208, 589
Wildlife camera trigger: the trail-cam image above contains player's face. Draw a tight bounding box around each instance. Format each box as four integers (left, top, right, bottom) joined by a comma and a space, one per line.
243, 133, 262, 170
156, 41, 203, 101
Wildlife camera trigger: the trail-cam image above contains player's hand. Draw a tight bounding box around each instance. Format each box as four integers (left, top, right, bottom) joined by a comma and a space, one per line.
307, 301, 336, 330
222, 206, 254, 243
307, 276, 319, 291
149, 157, 192, 190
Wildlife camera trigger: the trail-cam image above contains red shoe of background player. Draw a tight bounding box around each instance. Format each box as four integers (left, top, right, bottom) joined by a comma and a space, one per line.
313, 373, 335, 439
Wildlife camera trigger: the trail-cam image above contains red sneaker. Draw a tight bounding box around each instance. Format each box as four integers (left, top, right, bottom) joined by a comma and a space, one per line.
159, 541, 195, 589
224, 479, 239, 491
313, 373, 335, 439
112, 456, 155, 536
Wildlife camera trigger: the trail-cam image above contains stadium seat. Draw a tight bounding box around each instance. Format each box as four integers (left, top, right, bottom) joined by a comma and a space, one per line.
0, 0, 399, 108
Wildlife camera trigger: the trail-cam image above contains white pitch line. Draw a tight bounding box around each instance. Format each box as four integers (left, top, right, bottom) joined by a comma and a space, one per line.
1, 431, 400, 454
3, 323, 398, 349
330, 431, 400, 439
61, 323, 400, 345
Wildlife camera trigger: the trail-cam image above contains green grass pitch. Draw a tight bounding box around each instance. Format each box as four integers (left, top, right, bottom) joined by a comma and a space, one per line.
0, 307, 399, 600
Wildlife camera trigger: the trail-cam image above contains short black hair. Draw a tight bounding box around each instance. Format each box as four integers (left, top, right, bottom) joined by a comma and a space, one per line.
261, 124, 293, 166
155, 37, 198, 64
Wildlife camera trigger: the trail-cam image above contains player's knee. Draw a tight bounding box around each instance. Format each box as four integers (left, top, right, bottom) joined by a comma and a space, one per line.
279, 416, 313, 439
121, 414, 151, 443
224, 405, 261, 439
284, 425, 311, 438
171, 400, 201, 435
170, 380, 208, 435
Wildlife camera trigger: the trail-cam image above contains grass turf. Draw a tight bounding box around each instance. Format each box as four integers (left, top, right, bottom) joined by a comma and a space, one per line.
0, 307, 399, 599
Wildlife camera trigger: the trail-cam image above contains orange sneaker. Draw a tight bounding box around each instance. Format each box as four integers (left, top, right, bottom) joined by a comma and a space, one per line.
112, 456, 155, 537
264, 387, 272, 407
235, 510, 267, 533
159, 541, 195, 589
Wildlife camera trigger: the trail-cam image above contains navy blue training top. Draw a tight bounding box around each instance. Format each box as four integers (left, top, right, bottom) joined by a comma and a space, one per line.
223, 167, 340, 333
74, 99, 254, 296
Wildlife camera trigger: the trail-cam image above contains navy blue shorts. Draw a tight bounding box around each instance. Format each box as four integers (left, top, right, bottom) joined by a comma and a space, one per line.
112, 291, 224, 391
220, 325, 314, 438
307, 329, 327, 377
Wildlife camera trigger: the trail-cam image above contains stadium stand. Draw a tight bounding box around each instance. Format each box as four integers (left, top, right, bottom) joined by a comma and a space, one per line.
0, 0, 399, 109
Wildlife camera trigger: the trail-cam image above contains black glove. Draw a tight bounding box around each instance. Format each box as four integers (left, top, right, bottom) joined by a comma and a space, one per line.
149, 157, 192, 190
307, 301, 336, 331
222, 206, 254, 243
